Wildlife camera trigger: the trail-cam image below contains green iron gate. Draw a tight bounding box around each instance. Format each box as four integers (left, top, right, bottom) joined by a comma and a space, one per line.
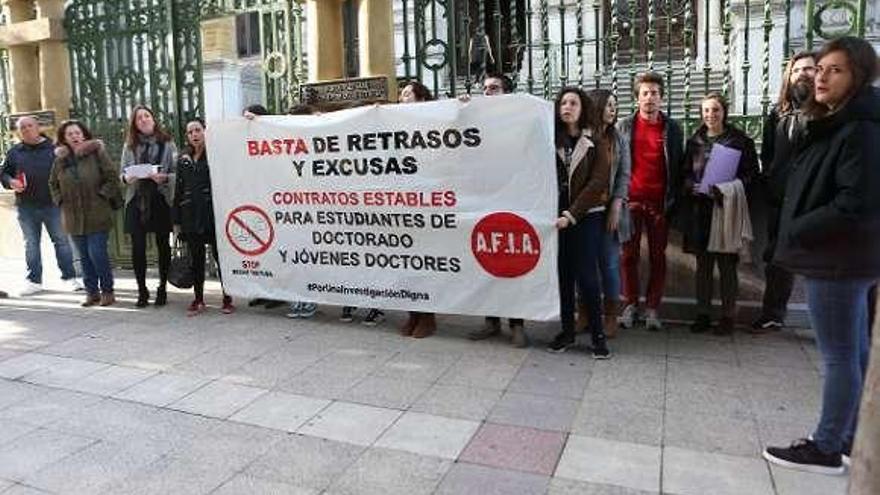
55, 0, 873, 263
401, 0, 871, 137
64, 0, 304, 263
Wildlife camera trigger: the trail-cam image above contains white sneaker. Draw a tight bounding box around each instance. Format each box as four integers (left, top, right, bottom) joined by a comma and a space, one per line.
618, 304, 639, 329
67, 278, 85, 292
19, 282, 43, 296
645, 309, 663, 331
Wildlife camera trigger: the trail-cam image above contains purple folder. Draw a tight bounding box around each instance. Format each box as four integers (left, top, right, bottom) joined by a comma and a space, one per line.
698, 143, 742, 195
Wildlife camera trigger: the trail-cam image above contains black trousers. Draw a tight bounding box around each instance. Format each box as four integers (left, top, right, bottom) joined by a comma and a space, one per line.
130, 228, 170, 291
186, 236, 220, 301
558, 213, 605, 341
869, 284, 877, 337
696, 253, 739, 319
761, 205, 795, 320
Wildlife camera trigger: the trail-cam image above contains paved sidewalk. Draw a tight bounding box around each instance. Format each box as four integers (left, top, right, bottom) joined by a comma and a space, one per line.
0, 262, 848, 494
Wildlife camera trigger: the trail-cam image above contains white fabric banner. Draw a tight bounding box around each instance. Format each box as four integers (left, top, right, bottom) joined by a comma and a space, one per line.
207, 94, 560, 320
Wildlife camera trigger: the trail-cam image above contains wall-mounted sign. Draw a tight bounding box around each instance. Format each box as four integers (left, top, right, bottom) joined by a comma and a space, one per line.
300, 77, 389, 108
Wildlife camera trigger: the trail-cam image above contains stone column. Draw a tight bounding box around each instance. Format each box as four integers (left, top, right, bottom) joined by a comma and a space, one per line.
356, 0, 397, 101
34, 0, 63, 18
37, 40, 69, 118
306, 0, 345, 82
34, 0, 69, 118
3, 0, 40, 113
200, 16, 245, 121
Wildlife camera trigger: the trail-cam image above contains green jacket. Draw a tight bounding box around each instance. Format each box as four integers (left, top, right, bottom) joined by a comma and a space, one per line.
49, 140, 121, 235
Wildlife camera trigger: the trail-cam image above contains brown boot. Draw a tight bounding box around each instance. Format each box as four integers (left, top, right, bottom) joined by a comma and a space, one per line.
100, 292, 116, 307
576, 300, 590, 334
468, 317, 501, 340
510, 322, 528, 348
400, 312, 419, 336
81, 293, 101, 307
412, 313, 436, 339
603, 299, 620, 339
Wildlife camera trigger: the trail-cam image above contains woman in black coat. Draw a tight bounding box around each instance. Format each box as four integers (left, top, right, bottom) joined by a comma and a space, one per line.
173, 118, 233, 316
763, 37, 880, 476
679, 93, 758, 335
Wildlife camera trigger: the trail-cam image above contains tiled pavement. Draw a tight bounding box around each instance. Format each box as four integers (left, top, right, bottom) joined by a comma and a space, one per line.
0, 270, 849, 494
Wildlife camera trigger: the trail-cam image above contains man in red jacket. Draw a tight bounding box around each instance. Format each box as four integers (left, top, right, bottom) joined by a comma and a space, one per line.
615, 73, 684, 331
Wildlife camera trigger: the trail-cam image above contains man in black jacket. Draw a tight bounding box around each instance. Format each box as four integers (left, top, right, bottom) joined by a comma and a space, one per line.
752, 51, 815, 333
1, 116, 79, 295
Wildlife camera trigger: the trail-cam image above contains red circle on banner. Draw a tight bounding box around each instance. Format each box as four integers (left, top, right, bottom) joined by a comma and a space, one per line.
471, 212, 541, 278
225, 205, 275, 256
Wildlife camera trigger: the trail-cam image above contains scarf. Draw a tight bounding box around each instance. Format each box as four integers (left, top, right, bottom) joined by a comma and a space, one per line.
134, 135, 164, 225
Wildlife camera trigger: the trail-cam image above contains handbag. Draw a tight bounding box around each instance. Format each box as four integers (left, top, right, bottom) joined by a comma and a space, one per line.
168, 236, 194, 289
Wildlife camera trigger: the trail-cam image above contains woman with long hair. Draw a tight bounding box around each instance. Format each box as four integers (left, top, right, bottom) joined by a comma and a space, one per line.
173, 118, 233, 316
763, 36, 880, 475
679, 93, 758, 335
397, 80, 440, 339
547, 87, 612, 359
586, 89, 631, 339
49, 120, 121, 307
120, 105, 177, 307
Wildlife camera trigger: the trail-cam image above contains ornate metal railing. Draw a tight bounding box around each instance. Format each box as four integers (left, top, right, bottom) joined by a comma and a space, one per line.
43, 0, 880, 158
398, 0, 872, 140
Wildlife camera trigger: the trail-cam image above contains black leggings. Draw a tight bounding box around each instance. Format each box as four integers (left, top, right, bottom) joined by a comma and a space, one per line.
187, 237, 221, 301
131, 229, 170, 291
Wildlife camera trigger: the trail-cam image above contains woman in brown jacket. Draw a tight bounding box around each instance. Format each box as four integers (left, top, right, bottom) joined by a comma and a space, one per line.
547, 87, 612, 359
49, 120, 121, 307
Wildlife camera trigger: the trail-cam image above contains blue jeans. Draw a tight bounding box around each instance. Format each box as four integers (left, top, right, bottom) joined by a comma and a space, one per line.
17, 205, 76, 284
71, 232, 113, 295
807, 277, 874, 454
599, 229, 621, 301
559, 212, 606, 340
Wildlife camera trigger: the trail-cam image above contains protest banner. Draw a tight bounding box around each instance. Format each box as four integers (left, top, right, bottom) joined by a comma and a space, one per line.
207, 94, 559, 320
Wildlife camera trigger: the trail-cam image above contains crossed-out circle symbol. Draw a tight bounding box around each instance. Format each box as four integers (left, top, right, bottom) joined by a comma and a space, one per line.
225, 205, 275, 257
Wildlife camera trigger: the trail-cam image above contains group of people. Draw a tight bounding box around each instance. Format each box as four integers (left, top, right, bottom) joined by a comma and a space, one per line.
1, 34, 878, 478
1, 108, 229, 316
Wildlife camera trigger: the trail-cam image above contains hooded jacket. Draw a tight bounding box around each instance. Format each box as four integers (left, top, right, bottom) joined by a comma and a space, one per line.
774, 87, 880, 279
0, 136, 57, 207
49, 140, 121, 235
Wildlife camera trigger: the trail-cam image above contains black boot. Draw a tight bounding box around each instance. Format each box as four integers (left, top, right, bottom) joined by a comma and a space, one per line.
154, 285, 167, 307
589, 332, 611, 360
136, 287, 150, 308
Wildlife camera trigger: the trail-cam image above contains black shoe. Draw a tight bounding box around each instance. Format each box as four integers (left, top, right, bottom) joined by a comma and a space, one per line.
713, 317, 735, 336
750, 315, 784, 334
808, 434, 853, 468
763, 439, 845, 475
590, 342, 611, 360
340, 306, 356, 323
136, 288, 150, 308
263, 300, 285, 309
690, 314, 711, 334
154, 286, 167, 307
248, 298, 266, 307
547, 332, 575, 353
362, 309, 385, 327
